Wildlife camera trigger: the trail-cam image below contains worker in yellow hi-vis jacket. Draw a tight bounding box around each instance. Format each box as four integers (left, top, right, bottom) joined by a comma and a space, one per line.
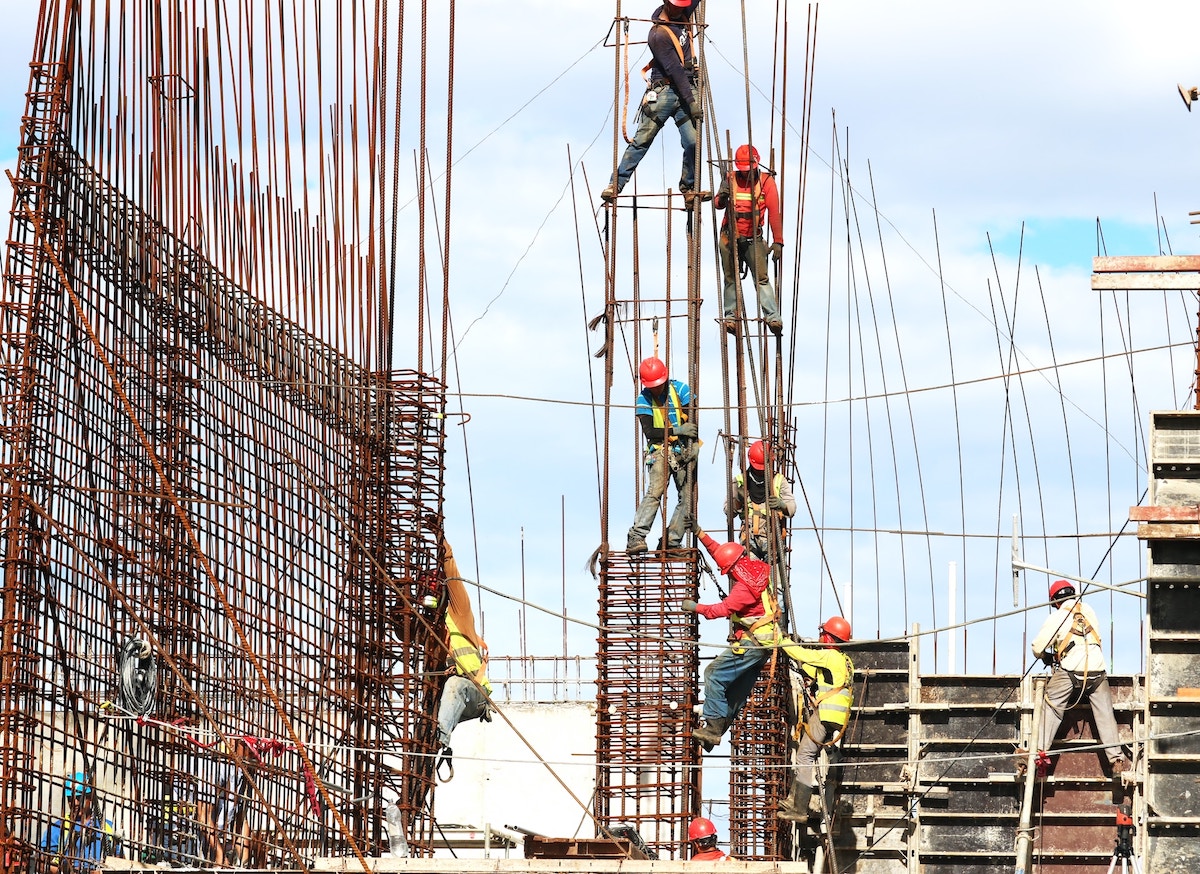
777, 617, 854, 823
435, 540, 492, 760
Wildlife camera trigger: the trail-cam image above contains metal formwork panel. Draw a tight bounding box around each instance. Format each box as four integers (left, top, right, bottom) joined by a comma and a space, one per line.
595, 552, 701, 860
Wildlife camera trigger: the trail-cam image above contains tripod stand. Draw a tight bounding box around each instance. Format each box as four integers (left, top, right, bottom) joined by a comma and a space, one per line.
1106, 804, 1143, 874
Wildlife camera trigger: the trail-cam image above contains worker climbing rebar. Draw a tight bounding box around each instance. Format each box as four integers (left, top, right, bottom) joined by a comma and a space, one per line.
627, 356, 697, 553
725, 439, 796, 561
777, 616, 854, 825
714, 144, 784, 335
602, 0, 708, 205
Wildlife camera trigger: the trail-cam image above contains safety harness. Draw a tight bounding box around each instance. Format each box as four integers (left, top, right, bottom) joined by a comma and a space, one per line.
795, 651, 855, 747
641, 10, 694, 84
733, 471, 787, 541
1055, 601, 1101, 663
644, 383, 685, 455
730, 584, 783, 645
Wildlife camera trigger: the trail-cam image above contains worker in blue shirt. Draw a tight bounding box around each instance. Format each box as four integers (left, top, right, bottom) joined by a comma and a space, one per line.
602, 0, 707, 205
628, 356, 696, 553
41, 773, 121, 874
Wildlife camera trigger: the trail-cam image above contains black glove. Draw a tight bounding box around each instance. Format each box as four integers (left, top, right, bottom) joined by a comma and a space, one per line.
767, 495, 785, 511
771, 242, 784, 263
681, 599, 698, 613
687, 99, 702, 125
1040, 652, 1056, 668
674, 422, 698, 439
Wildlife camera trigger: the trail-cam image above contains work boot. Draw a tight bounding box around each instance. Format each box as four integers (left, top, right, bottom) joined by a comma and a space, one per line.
766, 318, 783, 336
693, 717, 729, 751
601, 185, 616, 203
626, 537, 647, 556
682, 189, 712, 205
721, 318, 738, 336
1110, 756, 1132, 776
776, 782, 814, 823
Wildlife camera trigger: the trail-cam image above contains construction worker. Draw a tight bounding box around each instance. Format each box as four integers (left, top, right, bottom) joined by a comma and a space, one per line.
628, 357, 697, 553
601, 0, 707, 205
41, 772, 121, 874
713, 144, 784, 335
725, 439, 795, 561
684, 528, 781, 750
435, 539, 492, 772
777, 617, 854, 823
1029, 579, 1130, 775
687, 816, 726, 862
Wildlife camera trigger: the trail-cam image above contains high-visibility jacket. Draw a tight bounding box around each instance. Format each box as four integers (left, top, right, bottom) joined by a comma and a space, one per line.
443, 539, 491, 694
636, 380, 691, 454
720, 171, 782, 243
781, 643, 854, 728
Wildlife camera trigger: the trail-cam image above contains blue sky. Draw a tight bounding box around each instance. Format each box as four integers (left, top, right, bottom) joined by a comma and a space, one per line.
1, 1, 1197, 680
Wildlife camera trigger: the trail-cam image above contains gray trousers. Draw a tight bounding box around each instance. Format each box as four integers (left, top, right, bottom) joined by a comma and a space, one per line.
1037, 668, 1123, 763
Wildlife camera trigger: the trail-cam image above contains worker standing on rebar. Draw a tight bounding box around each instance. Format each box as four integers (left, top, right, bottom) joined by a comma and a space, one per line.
777, 617, 854, 824
41, 772, 121, 874
601, 0, 707, 205
1028, 579, 1130, 776
725, 439, 795, 561
628, 357, 697, 554
434, 539, 492, 774
714, 144, 784, 335
684, 528, 781, 750
686, 817, 727, 861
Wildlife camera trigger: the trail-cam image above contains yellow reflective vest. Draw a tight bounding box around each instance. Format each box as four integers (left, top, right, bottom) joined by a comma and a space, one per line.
781, 643, 853, 728
446, 614, 491, 694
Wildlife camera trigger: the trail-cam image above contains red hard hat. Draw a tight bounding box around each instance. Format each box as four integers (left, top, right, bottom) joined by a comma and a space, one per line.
712, 540, 745, 575
734, 144, 760, 172
639, 357, 668, 389
747, 440, 766, 471
1048, 579, 1076, 601
688, 817, 716, 841
820, 616, 851, 643
666, 0, 694, 6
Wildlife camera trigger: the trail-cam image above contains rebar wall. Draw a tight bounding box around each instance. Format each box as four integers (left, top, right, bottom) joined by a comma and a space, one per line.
0, 1, 452, 870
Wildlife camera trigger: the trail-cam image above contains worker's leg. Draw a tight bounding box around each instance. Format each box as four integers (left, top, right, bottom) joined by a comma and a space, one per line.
628, 450, 669, 547
671, 101, 697, 192
796, 711, 828, 789
1084, 672, 1125, 763
610, 92, 672, 193
665, 452, 694, 548
702, 645, 769, 721
436, 676, 484, 749
719, 230, 740, 319
748, 237, 780, 322
1036, 668, 1076, 753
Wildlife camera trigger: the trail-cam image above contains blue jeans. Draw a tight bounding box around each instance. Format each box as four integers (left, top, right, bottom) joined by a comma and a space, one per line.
701, 642, 772, 721
610, 85, 697, 194
720, 233, 778, 321
436, 675, 489, 748
628, 445, 695, 548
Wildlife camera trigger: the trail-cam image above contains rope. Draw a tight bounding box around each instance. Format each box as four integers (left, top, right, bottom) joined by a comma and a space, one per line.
117, 637, 157, 717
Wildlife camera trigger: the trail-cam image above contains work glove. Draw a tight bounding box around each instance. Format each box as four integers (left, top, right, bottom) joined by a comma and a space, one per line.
681, 599, 698, 613
687, 99, 703, 125
674, 421, 698, 440
767, 495, 786, 511
1040, 652, 1056, 668
771, 242, 784, 264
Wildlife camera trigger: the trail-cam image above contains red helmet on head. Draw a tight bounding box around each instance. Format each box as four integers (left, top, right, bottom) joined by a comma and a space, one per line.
747, 440, 766, 471
1048, 579, 1076, 602
734, 144, 760, 172
820, 616, 851, 643
639, 357, 668, 389
666, 0, 694, 6
688, 817, 716, 841
711, 540, 745, 575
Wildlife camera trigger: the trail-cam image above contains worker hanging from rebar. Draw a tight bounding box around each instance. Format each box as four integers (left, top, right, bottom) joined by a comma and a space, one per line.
602, 0, 709, 206
715, 144, 785, 336
777, 617, 854, 825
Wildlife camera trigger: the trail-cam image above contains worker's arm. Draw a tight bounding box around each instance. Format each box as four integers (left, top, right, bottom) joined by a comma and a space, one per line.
713, 174, 731, 211
1029, 609, 1064, 658
696, 578, 759, 620
776, 476, 797, 517
648, 18, 695, 107
763, 175, 784, 245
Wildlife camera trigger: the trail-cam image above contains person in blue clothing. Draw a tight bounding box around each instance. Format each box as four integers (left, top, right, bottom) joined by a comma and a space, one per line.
601, 0, 707, 204
41, 772, 121, 874
627, 356, 696, 553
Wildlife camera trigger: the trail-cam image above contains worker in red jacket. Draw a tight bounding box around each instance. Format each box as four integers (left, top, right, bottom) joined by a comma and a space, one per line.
687, 817, 727, 862
684, 528, 783, 750
714, 144, 784, 335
